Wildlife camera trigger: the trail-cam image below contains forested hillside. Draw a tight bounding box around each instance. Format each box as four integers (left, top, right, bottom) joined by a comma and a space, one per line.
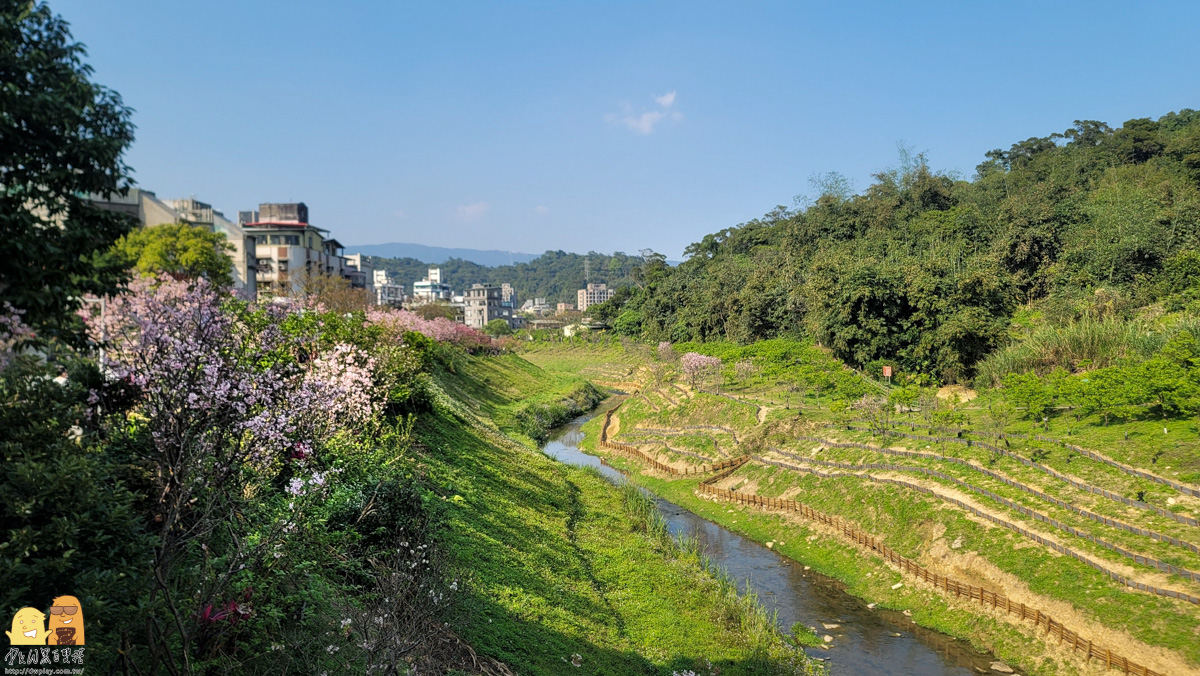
594, 111, 1200, 383
367, 250, 647, 304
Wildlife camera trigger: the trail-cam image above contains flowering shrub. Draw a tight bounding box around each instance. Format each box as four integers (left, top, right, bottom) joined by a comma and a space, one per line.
680, 352, 722, 389
305, 343, 383, 430
1, 302, 38, 369
82, 278, 421, 667
657, 341, 674, 362
65, 277, 495, 670
366, 307, 489, 350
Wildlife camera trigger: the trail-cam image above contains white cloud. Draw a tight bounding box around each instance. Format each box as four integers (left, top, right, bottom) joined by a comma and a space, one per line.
456, 202, 489, 221
535, 205, 550, 214
608, 91, 680, 134
621, 110, 665, 134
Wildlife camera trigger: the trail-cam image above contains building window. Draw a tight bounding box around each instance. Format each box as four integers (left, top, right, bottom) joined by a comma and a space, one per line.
278, 261, 288, 272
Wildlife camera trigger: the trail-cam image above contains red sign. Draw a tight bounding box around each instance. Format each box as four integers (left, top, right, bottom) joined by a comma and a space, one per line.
882, 366, 893, 378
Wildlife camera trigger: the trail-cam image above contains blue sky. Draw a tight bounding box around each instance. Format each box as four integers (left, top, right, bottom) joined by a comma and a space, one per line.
55, 1, 1200, 259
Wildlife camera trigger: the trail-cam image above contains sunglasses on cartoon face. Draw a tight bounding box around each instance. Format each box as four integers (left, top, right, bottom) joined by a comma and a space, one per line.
49, 606, 78, 616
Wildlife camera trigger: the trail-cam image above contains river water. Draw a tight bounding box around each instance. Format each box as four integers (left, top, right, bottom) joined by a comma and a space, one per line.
541, 405, 1003, 676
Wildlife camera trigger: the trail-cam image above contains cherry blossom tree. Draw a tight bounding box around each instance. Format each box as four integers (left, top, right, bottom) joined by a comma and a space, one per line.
681, 352, 722, 391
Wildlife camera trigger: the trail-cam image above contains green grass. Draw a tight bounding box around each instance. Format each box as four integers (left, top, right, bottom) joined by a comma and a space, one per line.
414, 351, 824, 675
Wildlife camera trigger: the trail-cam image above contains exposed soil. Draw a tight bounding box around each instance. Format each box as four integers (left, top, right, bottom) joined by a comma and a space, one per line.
937, 385, 978, 402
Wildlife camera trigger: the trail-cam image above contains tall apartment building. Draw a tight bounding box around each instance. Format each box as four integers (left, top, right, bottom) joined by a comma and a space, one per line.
374, 269, 405, 307
576, 283, 615, 312
413, 267, 453, 303
463, 283, 513, 330
242, 202, 354, 297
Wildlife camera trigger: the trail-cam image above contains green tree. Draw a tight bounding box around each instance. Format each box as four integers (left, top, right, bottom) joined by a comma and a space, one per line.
484, 318, 513, 336
1078, 367, 1143, 426
1002, 372, 1054, 421
114, 224, 234, 287
0, 2, 137, 344
888, 384, 919, 417
0, 355, 151, 658
611, 309, 642, 336
1141, 331, 1199, 417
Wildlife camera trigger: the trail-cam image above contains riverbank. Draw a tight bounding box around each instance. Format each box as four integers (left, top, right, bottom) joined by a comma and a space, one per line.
521, 343, 1199, 676
420, 353, 825, 674
542, 408, 1012, 675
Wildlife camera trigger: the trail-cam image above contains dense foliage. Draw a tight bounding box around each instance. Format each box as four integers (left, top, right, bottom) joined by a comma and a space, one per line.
0, 2, 137, 345
598, 112, 1200, 383
368, 250, 647, 305
2, 280, 496, 672
112, 223, 235, 287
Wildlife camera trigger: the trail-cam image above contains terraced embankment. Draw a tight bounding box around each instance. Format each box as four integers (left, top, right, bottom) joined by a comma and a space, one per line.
583, 380, 1200, 676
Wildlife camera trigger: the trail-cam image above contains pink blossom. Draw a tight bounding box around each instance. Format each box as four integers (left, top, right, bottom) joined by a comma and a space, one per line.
680, 352, 722, 388
365, 307, 490, 349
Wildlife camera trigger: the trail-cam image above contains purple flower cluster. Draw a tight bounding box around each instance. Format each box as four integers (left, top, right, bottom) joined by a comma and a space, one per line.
86, 278, 389, 513
0, 302, 35, 369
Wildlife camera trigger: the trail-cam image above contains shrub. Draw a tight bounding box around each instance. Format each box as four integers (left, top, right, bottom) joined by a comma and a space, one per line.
0, 354, 151, 665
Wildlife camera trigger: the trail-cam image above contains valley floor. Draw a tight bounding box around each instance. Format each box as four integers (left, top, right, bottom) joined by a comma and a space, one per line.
421, 352, 822, 675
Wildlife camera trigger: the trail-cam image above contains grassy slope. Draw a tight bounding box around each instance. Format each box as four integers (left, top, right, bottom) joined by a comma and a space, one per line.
532, 343, 1200, 676
417, 352, 819, 675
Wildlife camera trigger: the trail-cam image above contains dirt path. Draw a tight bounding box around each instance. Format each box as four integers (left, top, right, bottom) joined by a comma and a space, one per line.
608, 411, 621, 438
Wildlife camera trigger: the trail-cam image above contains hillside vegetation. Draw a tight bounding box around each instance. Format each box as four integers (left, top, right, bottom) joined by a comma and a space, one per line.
590, 110, 1200, 384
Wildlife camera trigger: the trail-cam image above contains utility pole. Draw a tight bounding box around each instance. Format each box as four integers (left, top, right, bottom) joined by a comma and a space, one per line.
584, 257, 590, 284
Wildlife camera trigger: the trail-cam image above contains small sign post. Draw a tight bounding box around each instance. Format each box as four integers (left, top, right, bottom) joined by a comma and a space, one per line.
882, 365, 892, 386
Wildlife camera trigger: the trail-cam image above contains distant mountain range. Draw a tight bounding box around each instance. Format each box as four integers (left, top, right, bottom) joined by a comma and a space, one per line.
346, 242, 540, 267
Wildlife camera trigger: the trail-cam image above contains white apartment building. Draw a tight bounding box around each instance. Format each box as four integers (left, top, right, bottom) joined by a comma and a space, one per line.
413, 267, 453, 303
343, 253, 375, 296
374, 269, 405, 307
576, 283, 615, 312
463, 283, 513, 330
243, 203, 355, 297
88, 190, 258, 299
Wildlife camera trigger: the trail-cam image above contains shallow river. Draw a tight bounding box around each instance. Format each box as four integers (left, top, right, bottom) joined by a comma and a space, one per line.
541, 404, 1003, 676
